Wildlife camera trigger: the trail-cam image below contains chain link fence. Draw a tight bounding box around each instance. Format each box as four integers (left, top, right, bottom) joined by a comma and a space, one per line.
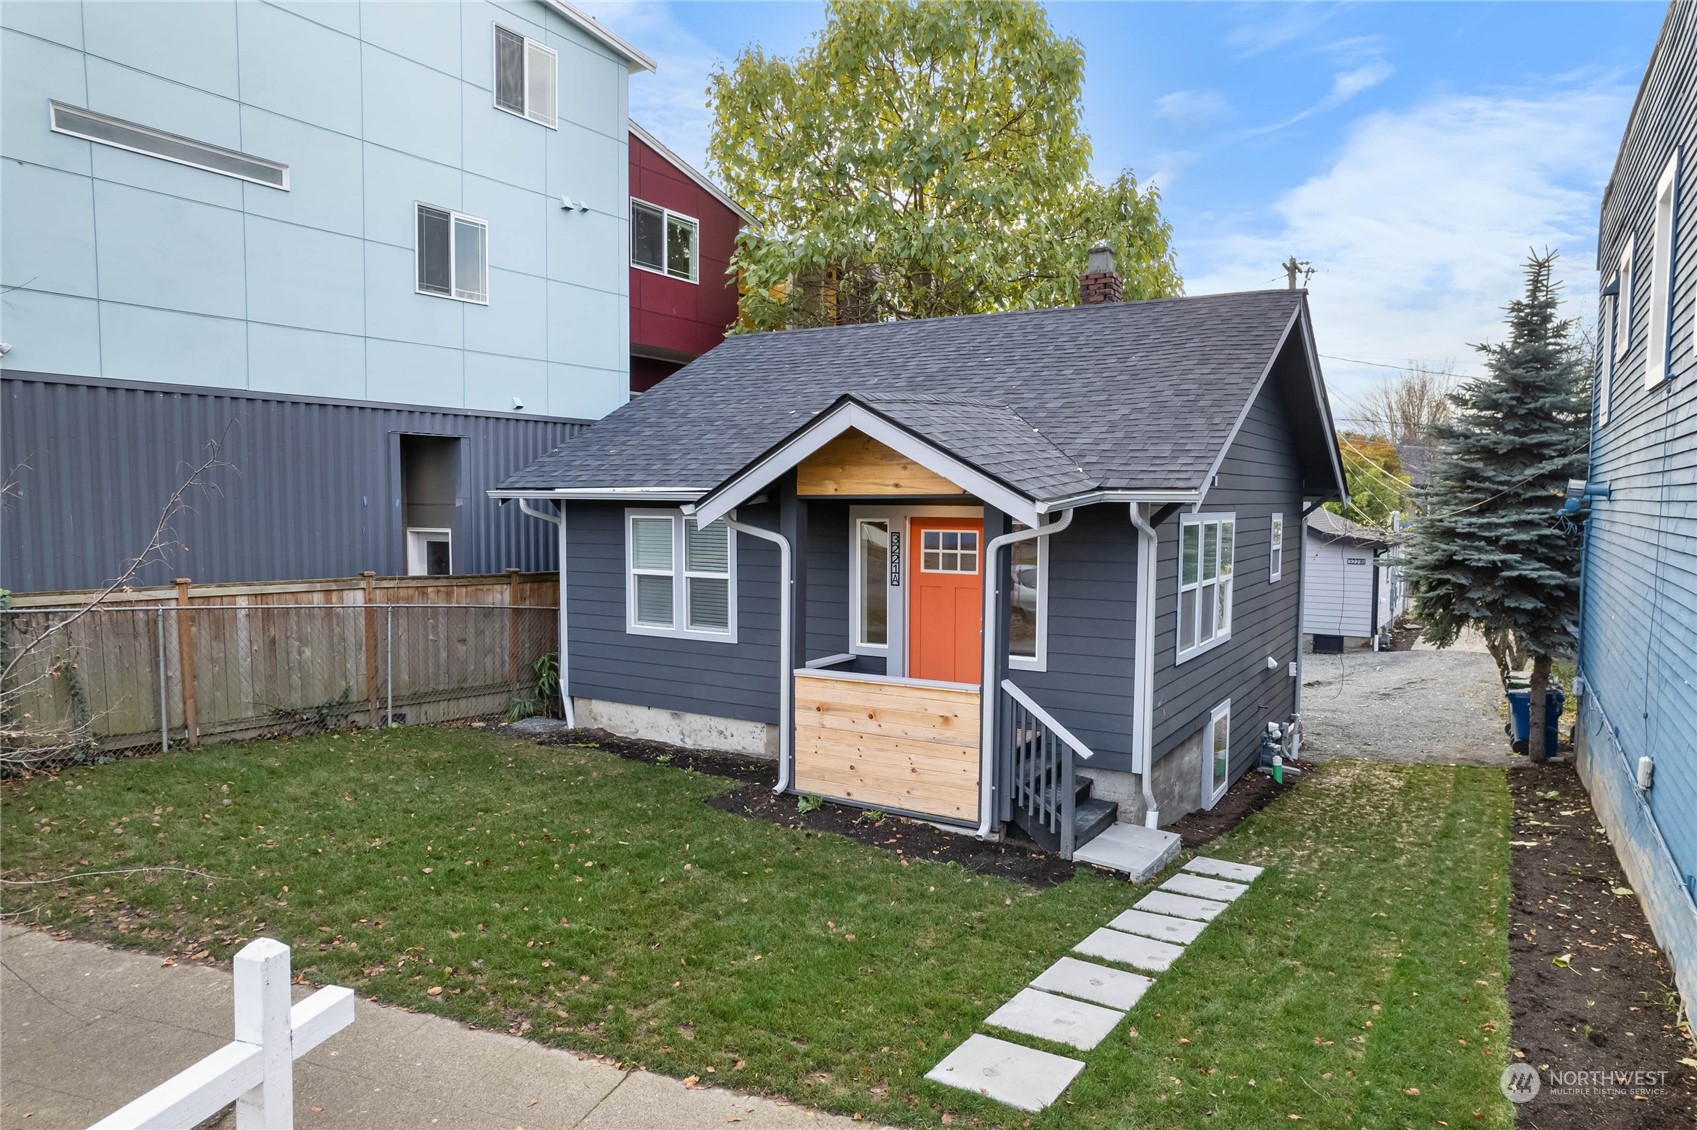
1, 603, 560, 771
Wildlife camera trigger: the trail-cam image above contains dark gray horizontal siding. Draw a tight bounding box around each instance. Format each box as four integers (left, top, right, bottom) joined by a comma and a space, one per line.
804, 500, 852, 662
2, 373, 586, 592
1006, 504, 1138, 772
1150, 371, 1305, 794
565, 501, 782, 726
1586, 0, 1697, 887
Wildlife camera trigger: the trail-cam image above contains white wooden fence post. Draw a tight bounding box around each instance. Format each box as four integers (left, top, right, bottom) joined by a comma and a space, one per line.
233, 938, 294, 1129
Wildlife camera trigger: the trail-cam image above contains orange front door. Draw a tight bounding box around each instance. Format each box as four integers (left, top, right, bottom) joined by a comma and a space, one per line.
908, 518, 984, 684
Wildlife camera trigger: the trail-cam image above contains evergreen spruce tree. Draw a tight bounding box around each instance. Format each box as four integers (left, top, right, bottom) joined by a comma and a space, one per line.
1403, 251, 1591, 763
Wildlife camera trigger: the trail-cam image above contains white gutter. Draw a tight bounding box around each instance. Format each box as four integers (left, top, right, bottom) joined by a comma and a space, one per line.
489, 488, 704, 502
723, 511, 794, 795
1035, 488, 1201, 514
1127, 503, 1161, 827
976, 509, 1075, 839
516, 498, 575, 727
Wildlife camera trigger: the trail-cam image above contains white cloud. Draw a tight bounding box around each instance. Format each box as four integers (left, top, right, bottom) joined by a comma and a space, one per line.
1182, 79, 1632, 410
1233, 58, 1394, 141
1153, 89, 1230, 128
574, 1, 725, 172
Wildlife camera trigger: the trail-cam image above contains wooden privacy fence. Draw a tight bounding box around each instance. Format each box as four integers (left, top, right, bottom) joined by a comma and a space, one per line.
2, 572, 559, 758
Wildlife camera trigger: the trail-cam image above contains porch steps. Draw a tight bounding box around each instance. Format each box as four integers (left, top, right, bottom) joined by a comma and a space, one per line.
1071, 822, 1182, 882
1014, 793, 1119, 855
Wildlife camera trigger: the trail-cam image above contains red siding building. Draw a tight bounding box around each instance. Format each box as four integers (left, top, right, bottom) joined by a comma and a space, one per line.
628, 122, 752, 393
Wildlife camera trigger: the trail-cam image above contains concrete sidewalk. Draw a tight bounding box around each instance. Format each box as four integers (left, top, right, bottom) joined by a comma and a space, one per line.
1, 927, 856, 1130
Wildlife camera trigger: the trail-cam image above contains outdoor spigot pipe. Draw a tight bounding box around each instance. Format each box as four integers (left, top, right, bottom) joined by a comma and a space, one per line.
724, 511, 795, 796
1128, 503, 1161, 828
515, 497, 573, 727
977, 508, 1075, 839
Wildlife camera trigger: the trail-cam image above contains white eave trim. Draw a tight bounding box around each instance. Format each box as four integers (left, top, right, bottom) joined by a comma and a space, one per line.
629, 120, 757, 227
543, 0, 657, 73
1035, 488, 1201, 513
488, 487, 704, 502
690, 401, 1042, 528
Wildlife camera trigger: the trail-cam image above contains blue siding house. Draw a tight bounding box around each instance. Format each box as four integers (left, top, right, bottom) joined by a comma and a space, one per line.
1577, 1, 1697, 1006
0, 0, 653, 590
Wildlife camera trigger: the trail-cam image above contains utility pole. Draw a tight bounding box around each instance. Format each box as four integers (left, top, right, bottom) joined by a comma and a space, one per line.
1283, 256, 1314, 289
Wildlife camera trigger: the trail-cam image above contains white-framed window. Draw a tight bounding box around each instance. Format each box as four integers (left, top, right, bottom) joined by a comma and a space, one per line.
406, 528, 452, 577
48, 100, 289, 189
1269, 513, 1284, 582
1203, 699, 1231, 808
853, 518, 891, 649
1177, 513, 1235, 662
1647, 150, 1680, 388
625, 510, 736, 641
1008, 523, 1048, 671
631, 199, 699, 282
493, 24, 557, 128
416, 204, 488, 303
1615, 235, 1634, 367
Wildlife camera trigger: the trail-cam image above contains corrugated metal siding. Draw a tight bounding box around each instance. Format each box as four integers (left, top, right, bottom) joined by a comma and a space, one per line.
1, 374, 586, 592
564, 500, 782, 725
1584, 1, 1697, 890
1150, 369, 1306, 794
1302, 539, 1377, 637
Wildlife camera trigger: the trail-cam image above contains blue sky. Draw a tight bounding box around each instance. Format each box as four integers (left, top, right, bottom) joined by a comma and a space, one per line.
580, 1, 1668, 418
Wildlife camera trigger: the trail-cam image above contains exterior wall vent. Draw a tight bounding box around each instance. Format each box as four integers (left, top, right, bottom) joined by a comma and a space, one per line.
49, 101, 290, 190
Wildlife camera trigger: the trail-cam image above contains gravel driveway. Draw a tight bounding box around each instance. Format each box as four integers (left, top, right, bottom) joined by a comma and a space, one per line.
1297, 633, 1519, 767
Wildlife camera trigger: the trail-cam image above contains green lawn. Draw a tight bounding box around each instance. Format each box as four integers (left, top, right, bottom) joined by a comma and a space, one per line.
1, 729, 1513, 1127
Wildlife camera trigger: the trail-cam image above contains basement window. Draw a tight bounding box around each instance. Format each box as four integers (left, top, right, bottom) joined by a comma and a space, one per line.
631, 199, 698, 282
493, 25, 557, 128
1177, 513, 1235, 661
1203, 699, 1231, 808
49, 101, 288, 189
626, 510, 736, 642
416, 204, 488, 303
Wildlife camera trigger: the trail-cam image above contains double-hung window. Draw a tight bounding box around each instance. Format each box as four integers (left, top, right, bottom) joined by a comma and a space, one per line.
1177, 513, 1234, 660
493, 25, 557, 128
416, 204, 488, 303
1647, 150, 1680, 388
631, 200, 698, 282
1269, 513, 1284, 582
626, 511, 736, 641
1203, 699, 1231, 807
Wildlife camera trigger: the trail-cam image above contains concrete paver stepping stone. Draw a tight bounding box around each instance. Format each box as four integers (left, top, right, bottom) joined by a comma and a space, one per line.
1133, 890, 1229, 921
1185, 856, 1264, 883
983, 987, 1125, 1051
1107, 907, 1208, 945
1161, 871, 1250, 903
925, 1033, 1085, 1111
1073, 926, 1185, 972
1030, 956, 1154, 1011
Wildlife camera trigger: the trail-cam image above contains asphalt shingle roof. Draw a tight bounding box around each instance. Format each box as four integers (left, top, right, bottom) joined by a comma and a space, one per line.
502, 290, 1308, 499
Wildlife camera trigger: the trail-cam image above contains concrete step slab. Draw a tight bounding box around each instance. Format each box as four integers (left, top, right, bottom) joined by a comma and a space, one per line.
983, 987, 1125, 1052
1073, 927, 1185, 973
1133, 890, 1229, 922
1161, 872, 1250, 903
1030, 956, 1154, 1011
1071, 822, 1182, 881
1106, 907, 1207, 945
1185, 856, 1264, 883
925, 1033, 1085, 1112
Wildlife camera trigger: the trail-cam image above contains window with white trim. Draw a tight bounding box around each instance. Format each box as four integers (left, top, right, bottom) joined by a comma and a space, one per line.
1177, 513, 1234, 660
631, 199, 698, 282
1647, 150, 1679, 388
1008, 523, 1048, 670
493, 25, 557, 128
1615, 235, 1634, 367
626, 511, 736, 641
854, 519, 890, 648
1269, 513, 1284, 582
1203, 699, 1231, 807
416, 204, 488, 303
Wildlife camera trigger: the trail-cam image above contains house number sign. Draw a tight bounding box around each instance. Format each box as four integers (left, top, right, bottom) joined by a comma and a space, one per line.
889, 531, 903, 587
1346, 557, 1368, 565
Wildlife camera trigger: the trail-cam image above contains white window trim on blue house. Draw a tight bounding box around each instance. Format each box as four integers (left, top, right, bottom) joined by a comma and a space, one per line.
1269, 513, 1284, 582
1647, 149, 1681, 389
1175, 512, 1236, 664
1203, 698, 1231, 808
625, 509, 738, 643
1616, 234, 1635, 368
492, 24, 558, 129
415, 204, 489, 305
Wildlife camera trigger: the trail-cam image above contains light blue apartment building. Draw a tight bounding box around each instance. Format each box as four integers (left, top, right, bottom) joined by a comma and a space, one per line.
0, 0, 654, 590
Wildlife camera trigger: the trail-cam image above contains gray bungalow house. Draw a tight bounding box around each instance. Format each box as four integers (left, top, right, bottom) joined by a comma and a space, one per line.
495, 265, 1347, 872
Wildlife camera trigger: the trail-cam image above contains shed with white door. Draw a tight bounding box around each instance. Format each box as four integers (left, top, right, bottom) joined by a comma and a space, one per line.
1301, 509, 1402, 649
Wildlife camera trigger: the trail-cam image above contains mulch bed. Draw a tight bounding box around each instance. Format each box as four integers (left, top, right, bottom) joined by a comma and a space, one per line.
530, 726, 773, 783
1165, 766, 1295, 850
1508, 762, 1697, 1127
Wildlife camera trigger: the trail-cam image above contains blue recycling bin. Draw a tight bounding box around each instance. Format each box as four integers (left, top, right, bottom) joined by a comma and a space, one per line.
1507, 687, 1565, 756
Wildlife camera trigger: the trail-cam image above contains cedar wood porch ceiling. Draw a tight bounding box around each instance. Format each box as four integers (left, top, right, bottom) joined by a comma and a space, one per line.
496, 289, 1348, 510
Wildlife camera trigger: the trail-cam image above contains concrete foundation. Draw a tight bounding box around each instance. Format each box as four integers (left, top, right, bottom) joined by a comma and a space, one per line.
570, 697, 779, 760
1079, 725, 1207, 826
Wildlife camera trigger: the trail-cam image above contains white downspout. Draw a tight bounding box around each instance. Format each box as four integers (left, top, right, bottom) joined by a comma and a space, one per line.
723, 511, 794, 795
518, 498, 574, 727
1128, 503, 1161, 828
977, 508, 1075, 838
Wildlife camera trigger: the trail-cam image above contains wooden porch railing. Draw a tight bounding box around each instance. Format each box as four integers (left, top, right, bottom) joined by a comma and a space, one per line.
1001, 679, 1096, 859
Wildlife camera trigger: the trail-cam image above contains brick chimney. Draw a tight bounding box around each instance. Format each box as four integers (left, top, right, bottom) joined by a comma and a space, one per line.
1080, 242, 1123, 305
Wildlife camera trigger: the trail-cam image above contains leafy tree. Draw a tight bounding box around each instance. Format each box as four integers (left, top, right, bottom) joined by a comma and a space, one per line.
707, 0, 1181, 331
1326, 432, 1409, 527
1403, 252, 1591, 763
